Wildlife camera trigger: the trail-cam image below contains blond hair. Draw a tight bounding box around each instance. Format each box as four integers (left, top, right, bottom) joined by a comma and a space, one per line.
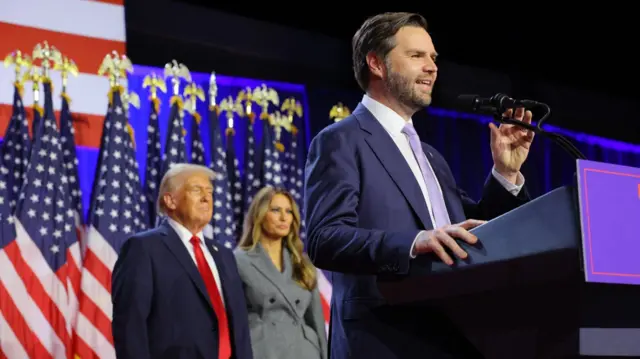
156, 163, 217, 216
238, 186, 317, 291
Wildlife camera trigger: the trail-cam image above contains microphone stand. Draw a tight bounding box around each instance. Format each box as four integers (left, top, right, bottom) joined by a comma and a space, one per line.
491, 103, 587, 160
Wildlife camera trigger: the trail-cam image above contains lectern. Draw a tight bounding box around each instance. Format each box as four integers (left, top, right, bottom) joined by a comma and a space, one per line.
378, 159, 640, 358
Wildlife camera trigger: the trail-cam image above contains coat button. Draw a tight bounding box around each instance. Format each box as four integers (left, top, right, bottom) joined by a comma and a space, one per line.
269, 297, 275, 303
295, 299, 300, 305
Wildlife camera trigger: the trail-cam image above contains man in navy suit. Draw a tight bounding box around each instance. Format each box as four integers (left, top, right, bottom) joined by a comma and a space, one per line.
304, 12, 535, 359
112, 163, 253, 359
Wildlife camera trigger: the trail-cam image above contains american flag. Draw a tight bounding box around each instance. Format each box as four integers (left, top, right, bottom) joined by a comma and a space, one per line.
0, 80, 78, 358
225, 129, 242, 242
24, 69, 43, 143
0, 83, 31, 214
190, 114, 205, 166
260, 120, 283, 188
74, 88, 146, 358
208, 105, 234, 248
143, 97, 162, 226
59, 94, 83, 229
242, 113, 259, 211
160, 96, 187, 179
59, 91, 84, 358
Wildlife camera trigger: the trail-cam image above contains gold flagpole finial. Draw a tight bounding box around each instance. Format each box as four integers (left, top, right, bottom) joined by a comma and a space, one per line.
330, 102, 351, 122
121, 82, 140, 112
252, 84, 279, 120
236, 86, 256, 121
220, 95, 245, 131
98, 50, 133, 89
183, 82, 205, 123
32, 41, 62, 81
163, 59, 191, 96
142, 72, 167, 100
281, 97, 302, 123
4, 50, 32, 85
53, 56, 78, 94
22, 63, 43, 106
270, 110, 292, 152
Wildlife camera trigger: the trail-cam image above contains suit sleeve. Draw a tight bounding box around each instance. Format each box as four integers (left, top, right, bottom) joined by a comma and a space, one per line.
111, 237, 152, 359
460, 170, 530, 220
304, 286, 328, 359
304, 128, 420, 275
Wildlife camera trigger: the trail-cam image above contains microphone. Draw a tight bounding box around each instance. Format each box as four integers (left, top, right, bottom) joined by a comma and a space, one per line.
457, 93, 541, 113
456, 93, 586, 160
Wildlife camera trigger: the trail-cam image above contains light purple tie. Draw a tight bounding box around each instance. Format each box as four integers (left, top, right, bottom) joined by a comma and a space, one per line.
402, 122, 451, 228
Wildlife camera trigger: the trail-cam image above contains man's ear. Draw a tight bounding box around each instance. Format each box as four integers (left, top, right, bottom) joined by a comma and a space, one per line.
163, 193, 177, 210
366, 51, 386, 80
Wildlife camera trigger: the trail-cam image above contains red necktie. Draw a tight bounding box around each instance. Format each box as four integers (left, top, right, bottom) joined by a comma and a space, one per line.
190, 236, 231, 359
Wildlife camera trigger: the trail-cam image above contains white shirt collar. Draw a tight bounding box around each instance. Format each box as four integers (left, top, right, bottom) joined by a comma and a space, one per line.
166, 216, 204, 246
361, 94, 413, 137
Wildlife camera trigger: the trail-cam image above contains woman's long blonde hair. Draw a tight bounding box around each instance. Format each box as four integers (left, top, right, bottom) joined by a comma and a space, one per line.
237, 186, 317, 291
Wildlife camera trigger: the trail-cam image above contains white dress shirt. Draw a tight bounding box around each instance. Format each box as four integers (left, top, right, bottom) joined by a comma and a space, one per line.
360, 94, 525, 257
166, 217, 226, 307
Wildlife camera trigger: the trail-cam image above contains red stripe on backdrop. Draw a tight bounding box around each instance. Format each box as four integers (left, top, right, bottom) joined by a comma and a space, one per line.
0, 104, 103, 148
0, 22, 125, 76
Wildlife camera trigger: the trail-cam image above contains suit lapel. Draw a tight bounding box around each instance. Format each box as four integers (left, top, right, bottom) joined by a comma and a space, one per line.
159, 223, 214, 313
247, 244, 300, 318
355, 104, 432, 229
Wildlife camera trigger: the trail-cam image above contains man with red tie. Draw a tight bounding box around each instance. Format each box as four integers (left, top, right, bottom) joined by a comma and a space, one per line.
112, 163, 253, 359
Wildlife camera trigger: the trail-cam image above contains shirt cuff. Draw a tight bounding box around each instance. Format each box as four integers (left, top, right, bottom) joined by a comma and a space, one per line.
409, 231, 424, 258
491, 166, 524, 196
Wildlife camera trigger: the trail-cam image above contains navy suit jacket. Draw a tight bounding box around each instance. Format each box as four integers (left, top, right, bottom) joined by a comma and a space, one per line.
304, 104, 530, 359
111, 221, 253, 359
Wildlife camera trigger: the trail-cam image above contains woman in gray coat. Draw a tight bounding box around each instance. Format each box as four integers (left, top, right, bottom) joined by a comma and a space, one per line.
233, 186, 328, 359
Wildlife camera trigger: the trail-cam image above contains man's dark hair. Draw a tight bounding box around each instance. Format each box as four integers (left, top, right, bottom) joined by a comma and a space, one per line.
352, 12, 428, 92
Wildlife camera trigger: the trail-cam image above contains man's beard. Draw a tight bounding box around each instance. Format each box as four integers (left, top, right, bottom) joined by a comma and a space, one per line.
385, 64, 432, 110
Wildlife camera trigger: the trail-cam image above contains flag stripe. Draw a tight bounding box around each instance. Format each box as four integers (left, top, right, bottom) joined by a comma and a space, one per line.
0, 0, 125, 42
78, 292, 113, 345
0, 248, 58, 357
86, 228, 118, 276
78, 262, 114, 323
82, 249, 113, 294
3, 240, 70, 355
72, 330, 99, 359
14, 220, 70, 325
75, 313, 115, 358
0, 23, 125, 77
0, 286, 50, 359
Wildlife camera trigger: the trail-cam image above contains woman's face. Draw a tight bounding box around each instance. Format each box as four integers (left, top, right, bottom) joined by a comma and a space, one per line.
261, 193, 293, 240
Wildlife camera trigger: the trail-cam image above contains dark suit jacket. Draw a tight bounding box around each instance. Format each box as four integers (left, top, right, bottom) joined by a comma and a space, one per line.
303, 103, 530, 359
111, 220, 253, 359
